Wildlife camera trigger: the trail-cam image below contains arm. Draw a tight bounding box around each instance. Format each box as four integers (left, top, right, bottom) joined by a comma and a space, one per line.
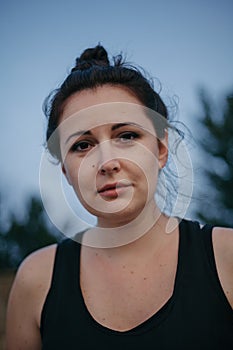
212, 227, 233, 308
5, 245, 57, 350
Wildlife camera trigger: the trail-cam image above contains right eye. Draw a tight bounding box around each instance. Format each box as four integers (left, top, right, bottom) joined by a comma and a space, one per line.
70, 141, 93, 153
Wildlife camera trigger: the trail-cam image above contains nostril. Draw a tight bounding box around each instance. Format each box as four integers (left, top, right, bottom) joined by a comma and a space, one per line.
99, 159, 121, 175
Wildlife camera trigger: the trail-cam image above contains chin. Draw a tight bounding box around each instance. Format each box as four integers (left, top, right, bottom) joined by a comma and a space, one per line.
95, 203, 147, 228
77, 189, 150, 225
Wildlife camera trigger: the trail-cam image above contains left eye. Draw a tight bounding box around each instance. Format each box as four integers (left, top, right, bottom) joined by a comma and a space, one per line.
118, 131, 139, 142
70, 141, 93, 152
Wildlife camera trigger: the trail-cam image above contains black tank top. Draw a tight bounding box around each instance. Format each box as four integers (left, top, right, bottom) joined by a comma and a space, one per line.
40, 219, 233, 349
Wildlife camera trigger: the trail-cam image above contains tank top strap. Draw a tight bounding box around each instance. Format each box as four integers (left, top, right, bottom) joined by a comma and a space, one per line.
201, 223, 233, 311
176, 220, 231, 309
177, 219, 213, 279
40, 238, 81, 337
52, 239, 80, 291
169, 219, 217, 322
199, 223, 216, 273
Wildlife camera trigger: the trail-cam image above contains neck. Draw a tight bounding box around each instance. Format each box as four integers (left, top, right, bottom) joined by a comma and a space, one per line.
81, 200, 173, 250
83, 212, 179, 265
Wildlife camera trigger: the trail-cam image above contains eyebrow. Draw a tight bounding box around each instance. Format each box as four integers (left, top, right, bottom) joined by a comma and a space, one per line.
64, 122, 144, 144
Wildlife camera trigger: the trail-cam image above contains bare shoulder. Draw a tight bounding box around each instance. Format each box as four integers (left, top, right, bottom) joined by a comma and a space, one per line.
12, 243, 57, 296
18, 243, 57, 277
6, 244, 57, 349
12, 244, 58, 310
212, 226, 233, 266
212, 227, 233, 308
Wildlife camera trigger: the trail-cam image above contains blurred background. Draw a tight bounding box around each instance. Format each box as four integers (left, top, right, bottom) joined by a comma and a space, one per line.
0, 0, 233, 345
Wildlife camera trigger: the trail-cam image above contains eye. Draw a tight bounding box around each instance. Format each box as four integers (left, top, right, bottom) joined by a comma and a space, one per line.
118, 131, 140, 143
70, 140, 93, 153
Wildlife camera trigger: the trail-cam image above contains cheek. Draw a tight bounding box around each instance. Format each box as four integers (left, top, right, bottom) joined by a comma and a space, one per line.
134, 151, 159, 197
67, 159, 97, 196
128, 156, 158, 196
132, 146, 159, 176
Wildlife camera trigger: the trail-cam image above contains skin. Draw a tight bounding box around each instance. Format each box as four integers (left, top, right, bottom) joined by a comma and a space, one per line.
6, 85, 233, 349
60, 86, 167, 229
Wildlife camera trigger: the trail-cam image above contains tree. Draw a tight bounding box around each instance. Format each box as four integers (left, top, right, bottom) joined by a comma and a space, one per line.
0, 195, 62, 269
195, 88, 233, 227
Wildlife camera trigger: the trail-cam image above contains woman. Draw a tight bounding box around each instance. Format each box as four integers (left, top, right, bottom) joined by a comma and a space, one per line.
6, 45, 233, 349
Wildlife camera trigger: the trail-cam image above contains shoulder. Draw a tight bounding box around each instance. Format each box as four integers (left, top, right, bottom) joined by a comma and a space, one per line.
15, 244, 57, 288
22, 243, 57, 268
9, 242, 58, 302
6, 244, 58, 349
212, 226, 233, 267
10, 244, 58, 311
212, 227, 233, 307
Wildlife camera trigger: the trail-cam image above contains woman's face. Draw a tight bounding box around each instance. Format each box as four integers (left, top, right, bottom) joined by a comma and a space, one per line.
59, 85, 168, 227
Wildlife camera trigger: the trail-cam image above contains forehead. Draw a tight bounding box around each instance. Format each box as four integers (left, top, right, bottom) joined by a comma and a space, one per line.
60, 85, 144, 122
59, 85, 157, 136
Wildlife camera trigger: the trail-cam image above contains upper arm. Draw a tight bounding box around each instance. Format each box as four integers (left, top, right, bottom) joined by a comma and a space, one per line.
212, 227, 233, 308
5, 244, 57, 350
6, 262, 42, 349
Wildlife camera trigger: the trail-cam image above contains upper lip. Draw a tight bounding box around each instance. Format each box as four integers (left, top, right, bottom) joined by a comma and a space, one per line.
97, 182, 131, 193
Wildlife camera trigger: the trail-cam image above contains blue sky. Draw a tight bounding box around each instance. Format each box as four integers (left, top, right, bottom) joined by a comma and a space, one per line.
1, 0, 233, 222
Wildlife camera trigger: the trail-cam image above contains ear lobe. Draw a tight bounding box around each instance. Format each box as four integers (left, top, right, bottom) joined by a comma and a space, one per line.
62, 164, 72, 185
158, 132, 168, 169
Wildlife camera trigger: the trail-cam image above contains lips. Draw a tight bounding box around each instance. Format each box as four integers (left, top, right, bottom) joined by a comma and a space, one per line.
97, 181, 132, 197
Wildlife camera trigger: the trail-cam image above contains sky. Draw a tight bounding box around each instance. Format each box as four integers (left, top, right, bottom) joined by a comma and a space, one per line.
1, 0, 233, 226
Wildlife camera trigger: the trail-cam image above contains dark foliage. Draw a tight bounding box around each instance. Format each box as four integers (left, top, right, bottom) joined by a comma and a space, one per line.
0, 196, 62, 269
195, 88, 233, 227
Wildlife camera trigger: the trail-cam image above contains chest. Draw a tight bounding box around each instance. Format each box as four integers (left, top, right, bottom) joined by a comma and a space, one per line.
80, 250, 177, 332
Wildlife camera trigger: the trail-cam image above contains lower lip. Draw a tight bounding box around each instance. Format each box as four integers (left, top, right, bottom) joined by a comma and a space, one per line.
99, 185, 131, 198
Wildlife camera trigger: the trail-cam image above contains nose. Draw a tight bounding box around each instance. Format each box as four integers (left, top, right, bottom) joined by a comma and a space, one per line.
97, 141, 121, 175
99, 159, 121, 175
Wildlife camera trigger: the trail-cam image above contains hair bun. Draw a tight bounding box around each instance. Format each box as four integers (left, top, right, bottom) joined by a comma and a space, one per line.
71, 44, 110, 72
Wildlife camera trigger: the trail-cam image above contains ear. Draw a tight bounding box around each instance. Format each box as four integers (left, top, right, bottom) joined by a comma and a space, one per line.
62, 163, 72, 185
158, 131, 168, 169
